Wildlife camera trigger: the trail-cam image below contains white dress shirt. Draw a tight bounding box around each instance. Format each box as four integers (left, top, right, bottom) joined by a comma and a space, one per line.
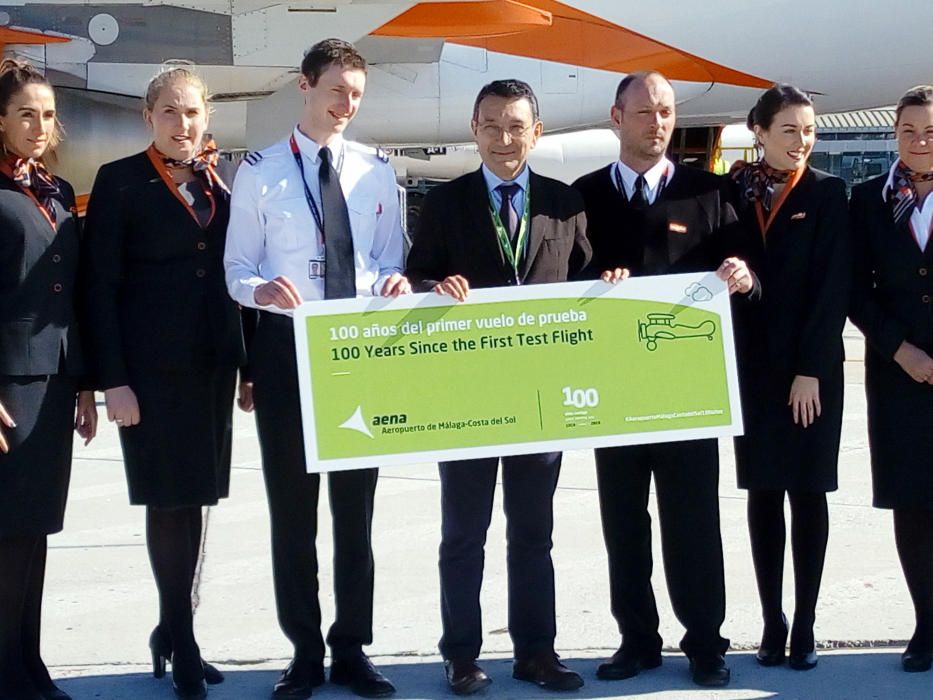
883, 159, 933, 251
224, 126, 405, 314
613, 157, 675, 205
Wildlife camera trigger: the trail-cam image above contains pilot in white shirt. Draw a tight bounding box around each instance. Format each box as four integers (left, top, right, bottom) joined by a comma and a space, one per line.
224, 126, 406, 312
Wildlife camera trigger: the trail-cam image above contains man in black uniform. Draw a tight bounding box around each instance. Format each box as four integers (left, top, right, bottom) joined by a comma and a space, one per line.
573, 71, 755, 688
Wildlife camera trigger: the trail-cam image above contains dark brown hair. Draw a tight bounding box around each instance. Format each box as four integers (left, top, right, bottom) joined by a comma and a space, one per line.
472, 79, 540, 122
895, 85, 933, 126
747, 84, 813, 131
300, 38, 367, 86
0, 58, 61, 152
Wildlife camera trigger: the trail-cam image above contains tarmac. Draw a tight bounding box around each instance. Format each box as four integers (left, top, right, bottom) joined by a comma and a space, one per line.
41, 325, 932, 699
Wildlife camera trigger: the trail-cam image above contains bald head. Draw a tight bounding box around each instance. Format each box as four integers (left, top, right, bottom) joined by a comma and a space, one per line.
610, 71, 676, 172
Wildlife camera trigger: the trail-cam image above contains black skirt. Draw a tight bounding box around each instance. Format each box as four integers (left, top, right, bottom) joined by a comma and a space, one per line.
866, 352, 933, 509
119, 364, 236, 508
734, 362, 844, 493
0, 374, 77, 534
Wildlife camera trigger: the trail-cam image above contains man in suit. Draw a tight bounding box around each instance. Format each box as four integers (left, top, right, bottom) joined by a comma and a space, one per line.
572, 71, 755, 688
406, 79, 591, 695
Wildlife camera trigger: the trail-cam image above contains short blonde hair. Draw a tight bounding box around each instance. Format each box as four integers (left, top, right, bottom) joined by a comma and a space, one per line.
144, 65, 210, 111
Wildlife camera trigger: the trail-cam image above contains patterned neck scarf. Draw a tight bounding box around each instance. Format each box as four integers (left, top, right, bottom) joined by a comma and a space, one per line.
888, 160, 933, 226
5, 156, 60, 224
155, 139, 229, 194
733, 160, 796, 211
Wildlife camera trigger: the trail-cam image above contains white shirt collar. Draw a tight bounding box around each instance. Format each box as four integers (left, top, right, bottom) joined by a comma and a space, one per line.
292, 125, 344, 164
614, 157, 674, 200
481, 163, 530, 195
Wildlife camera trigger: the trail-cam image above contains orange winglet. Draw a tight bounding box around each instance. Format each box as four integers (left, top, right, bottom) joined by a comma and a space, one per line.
373, 0, 771, 89
0, 26, 70, 45
373, 0, 551, 39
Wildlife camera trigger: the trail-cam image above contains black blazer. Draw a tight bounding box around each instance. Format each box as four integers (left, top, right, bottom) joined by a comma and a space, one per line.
726, 167, 850, 380
850, 174, 933, 358
572, 164, 742, 279
406, 168, 592, 290
83, 152, 245, 390
0, 175, 83, 376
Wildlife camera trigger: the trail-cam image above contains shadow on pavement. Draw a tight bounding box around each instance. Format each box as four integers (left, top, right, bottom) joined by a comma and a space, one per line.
55, 652, 931, 700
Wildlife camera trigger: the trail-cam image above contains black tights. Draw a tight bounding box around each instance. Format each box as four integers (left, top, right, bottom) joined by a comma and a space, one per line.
0, 534, 56, 698
747, 489, 828, 649
894, 507, 933, 651
146, 506, 204, 682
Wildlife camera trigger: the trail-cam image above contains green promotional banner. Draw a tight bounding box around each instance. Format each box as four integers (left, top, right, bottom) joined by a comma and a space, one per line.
293, 273, 743, 472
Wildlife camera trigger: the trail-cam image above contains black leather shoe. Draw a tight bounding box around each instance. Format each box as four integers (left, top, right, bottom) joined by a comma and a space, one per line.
330, 654, 395, 698
596, 648, 662, 680
444, 658, 491, 695
272, 657, 326, 698
689, 654, 730, 687
756, 615, 788, 667
513, 651, 583, 691
901, 648, 932, 672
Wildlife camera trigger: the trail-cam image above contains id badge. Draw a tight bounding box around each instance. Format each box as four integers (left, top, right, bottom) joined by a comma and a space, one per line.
309, 257, 326, 279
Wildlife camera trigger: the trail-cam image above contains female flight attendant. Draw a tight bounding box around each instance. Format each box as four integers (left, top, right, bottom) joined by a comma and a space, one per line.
727, 84, 850, 671
849, 84, 933, 673
0, 59, 97, 700
83, 67, 245, 698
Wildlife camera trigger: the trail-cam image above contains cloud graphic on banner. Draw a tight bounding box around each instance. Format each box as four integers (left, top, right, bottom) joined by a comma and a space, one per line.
339, 406, 374, 439
685, 283, 713, 302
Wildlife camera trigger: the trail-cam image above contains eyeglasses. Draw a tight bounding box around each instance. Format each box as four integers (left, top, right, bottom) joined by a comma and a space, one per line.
476, 123, 536, 141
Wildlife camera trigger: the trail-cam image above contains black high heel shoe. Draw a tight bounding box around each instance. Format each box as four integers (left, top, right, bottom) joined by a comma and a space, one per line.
788, 624, 818, 671
756, 614, 788, 667
171, 649, 207, 700
150, 627, 224, 684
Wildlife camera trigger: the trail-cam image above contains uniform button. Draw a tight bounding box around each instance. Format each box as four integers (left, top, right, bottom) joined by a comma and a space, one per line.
196, 242, 207, 251
923, 294, 931, 304
52, 283, 63, 293
196, 269, 207, 278
920, 267, 928, 277
52, 254, 62, 263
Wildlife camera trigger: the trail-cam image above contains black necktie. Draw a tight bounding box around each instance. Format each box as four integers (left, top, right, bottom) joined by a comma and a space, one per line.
319, 146, 356, 299
630, 174, 648, 211
497, 183, 521, 241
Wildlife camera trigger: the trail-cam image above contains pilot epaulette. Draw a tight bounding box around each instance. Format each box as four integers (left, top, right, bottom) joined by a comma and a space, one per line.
243, 151, 264, 167
374, 147, 390, 164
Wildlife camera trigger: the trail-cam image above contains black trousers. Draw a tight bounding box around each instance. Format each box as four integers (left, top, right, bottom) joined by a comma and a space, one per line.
595, 439, 728, 658
252, 312, 377, 663
438, 452, 561, 661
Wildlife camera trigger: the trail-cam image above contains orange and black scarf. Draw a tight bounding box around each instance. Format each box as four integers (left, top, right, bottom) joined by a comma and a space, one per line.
889, 160, 933, 227
146, 139, 229, 226
1, 156, 60, 226
732, 160, 796, 212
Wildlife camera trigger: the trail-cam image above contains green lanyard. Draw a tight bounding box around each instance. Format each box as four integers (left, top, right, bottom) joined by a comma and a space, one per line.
488, 185, 531, 284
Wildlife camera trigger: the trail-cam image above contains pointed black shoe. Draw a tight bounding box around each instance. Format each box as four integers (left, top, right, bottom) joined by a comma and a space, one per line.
150, 627, 224, 684
596, 647, 662, 680
688, 654, 730, 687
272, 657, 326, 698
330, 653, 395, 698
756, 615, 788, 667
788, 625, 817, 671
902, 635, 933, 673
